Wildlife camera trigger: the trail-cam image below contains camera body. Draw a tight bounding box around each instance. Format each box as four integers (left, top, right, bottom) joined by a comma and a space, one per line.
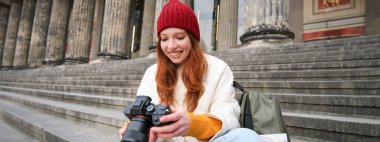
121, 96, 171, 142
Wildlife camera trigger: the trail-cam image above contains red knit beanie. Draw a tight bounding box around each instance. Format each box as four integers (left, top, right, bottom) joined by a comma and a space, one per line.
157, 0, 200, 41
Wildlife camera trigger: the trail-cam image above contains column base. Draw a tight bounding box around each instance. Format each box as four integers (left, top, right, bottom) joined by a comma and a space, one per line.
12, 65, 28, 70
1, 66, 13, 70
64, 57, 89, 65
97, 51, 130, 60
146, 45, 157, 58
238, 38, 293, 49
43, 60, 64, 66
89, 57, 114, 64
240, 27, 295, 44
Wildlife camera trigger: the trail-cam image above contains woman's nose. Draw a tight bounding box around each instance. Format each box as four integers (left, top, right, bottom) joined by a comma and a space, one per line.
168, 39, 177, 49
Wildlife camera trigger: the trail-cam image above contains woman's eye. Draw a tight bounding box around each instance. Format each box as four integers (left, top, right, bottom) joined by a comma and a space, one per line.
177, 37, 185, 40
161, 38, 168, 42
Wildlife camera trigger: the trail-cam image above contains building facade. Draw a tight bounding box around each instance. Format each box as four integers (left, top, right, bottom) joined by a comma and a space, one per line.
0, 0, 378, 68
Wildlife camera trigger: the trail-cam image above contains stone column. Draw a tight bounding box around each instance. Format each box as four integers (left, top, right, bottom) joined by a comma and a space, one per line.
1, 2, 21, 69
153, 0, 167, 46
65, 0, 95, 64
44, 0, 70, 65
0, 6, 10, 67
139, 0, 156, 57
13, 0, 37, 69
28, 0, 52, 68
180, 0, 193, 8
240, 0, 294, 46
98, 0, 132, 60
217, 0, 238, 51
89, 0, 105, 62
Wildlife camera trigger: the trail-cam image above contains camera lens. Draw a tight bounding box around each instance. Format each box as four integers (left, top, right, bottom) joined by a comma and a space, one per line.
121, 117, 152, 142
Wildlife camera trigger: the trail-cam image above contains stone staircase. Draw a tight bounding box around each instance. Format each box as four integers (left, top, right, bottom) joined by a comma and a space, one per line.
0, 35, 379, 142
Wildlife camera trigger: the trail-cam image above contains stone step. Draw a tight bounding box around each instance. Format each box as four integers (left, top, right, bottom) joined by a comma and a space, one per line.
224, 52, 380, 66
0, 68, 147, 78
0, 82, 137, 97
234, 67, 380, 81
0, 91, 125, 131
268, 93, 380, 117
0, 115, 38, 142
213, 44, 380, 60
2, 67, 379, 85
210, 35, 380, 57
0, 99, 121, 142
214, 44, 380, 58
3, 66, 379, 83
2, 47, 379, 77
0, 86, 133, 110
2, 53, 379, 79
230, 59, 380, 71
283, 110, 380, 142
236, 80, 380, 95
0, 79, 141, 87
0, 74, 144, 82
290, 135, 333, 142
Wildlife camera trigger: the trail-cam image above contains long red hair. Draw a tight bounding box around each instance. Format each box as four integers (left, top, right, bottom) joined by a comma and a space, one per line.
156, 33, 207, 112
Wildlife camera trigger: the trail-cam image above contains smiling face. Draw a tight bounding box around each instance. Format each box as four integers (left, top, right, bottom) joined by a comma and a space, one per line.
159, 27, 192, 65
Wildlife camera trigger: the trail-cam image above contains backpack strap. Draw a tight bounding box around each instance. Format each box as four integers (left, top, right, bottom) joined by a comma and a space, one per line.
233, 81, 247, 94
233, 81, 248, 106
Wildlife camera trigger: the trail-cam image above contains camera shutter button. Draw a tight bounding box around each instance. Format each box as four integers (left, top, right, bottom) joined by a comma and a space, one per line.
147, 105, 155, 112
160, 105, 166, 110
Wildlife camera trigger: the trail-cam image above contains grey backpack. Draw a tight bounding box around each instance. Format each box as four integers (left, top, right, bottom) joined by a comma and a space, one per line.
233, 81, 290, 141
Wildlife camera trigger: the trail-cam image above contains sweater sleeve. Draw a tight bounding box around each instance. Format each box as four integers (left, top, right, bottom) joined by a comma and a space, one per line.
184, 112, 222, 141
205, 57, 240, 141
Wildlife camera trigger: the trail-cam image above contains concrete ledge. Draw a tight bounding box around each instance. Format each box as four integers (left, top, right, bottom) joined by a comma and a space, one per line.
209, 35, 380, 57
0, 80, 141, 87
0, 92, 125, 128
269, 93, 380, 117
231, 60, 380, 71
0, 86, 133, 110
0, 83, 137, 97
225, 52, 380, 66
211, 43, 380, 60
283, 110, 380, 141
234, 68, 380, 80
0, 100, 120, 142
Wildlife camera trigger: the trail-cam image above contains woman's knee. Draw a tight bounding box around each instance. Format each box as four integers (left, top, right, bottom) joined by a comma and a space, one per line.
213, 128, 262, 142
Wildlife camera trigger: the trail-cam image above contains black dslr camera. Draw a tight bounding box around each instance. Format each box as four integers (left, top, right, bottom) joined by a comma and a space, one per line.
121, 96, 171, 142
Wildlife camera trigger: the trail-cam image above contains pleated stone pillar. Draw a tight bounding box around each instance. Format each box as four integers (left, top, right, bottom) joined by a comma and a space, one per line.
98, 0, 132, 60
217, 0, 238, 51
0, 6, 10, 67
65, 0, 95, 64
89, 0, 105, 62
28, 0, 52, 68
13, 0, 37, 69
152, 0, 167, 51
139, 0, 156, 57
240, 0, 294, 46
44, 0, 70, 65
1, 1, 21, 69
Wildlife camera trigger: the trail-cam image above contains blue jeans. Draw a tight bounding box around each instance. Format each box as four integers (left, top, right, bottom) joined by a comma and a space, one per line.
213, 128, 262, 142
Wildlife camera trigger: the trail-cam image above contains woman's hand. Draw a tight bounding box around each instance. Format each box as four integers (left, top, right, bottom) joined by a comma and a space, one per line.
119, 121, 129, 139
149, 107, 190, 142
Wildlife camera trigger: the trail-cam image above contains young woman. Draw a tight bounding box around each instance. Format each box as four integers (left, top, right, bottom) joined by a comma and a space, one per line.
120, 0, 262, 141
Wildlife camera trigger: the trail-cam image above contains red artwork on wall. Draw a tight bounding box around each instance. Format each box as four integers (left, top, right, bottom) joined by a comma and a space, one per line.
318, 0, 352, 10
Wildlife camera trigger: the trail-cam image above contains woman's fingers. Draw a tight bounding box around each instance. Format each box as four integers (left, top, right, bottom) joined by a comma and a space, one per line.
149, 129, 157, 142
119, 126, 127, 136
150, 107, 190, 138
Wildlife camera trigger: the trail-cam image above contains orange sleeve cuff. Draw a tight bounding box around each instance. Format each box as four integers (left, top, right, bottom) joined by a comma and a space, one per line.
184, 112, 222, 141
